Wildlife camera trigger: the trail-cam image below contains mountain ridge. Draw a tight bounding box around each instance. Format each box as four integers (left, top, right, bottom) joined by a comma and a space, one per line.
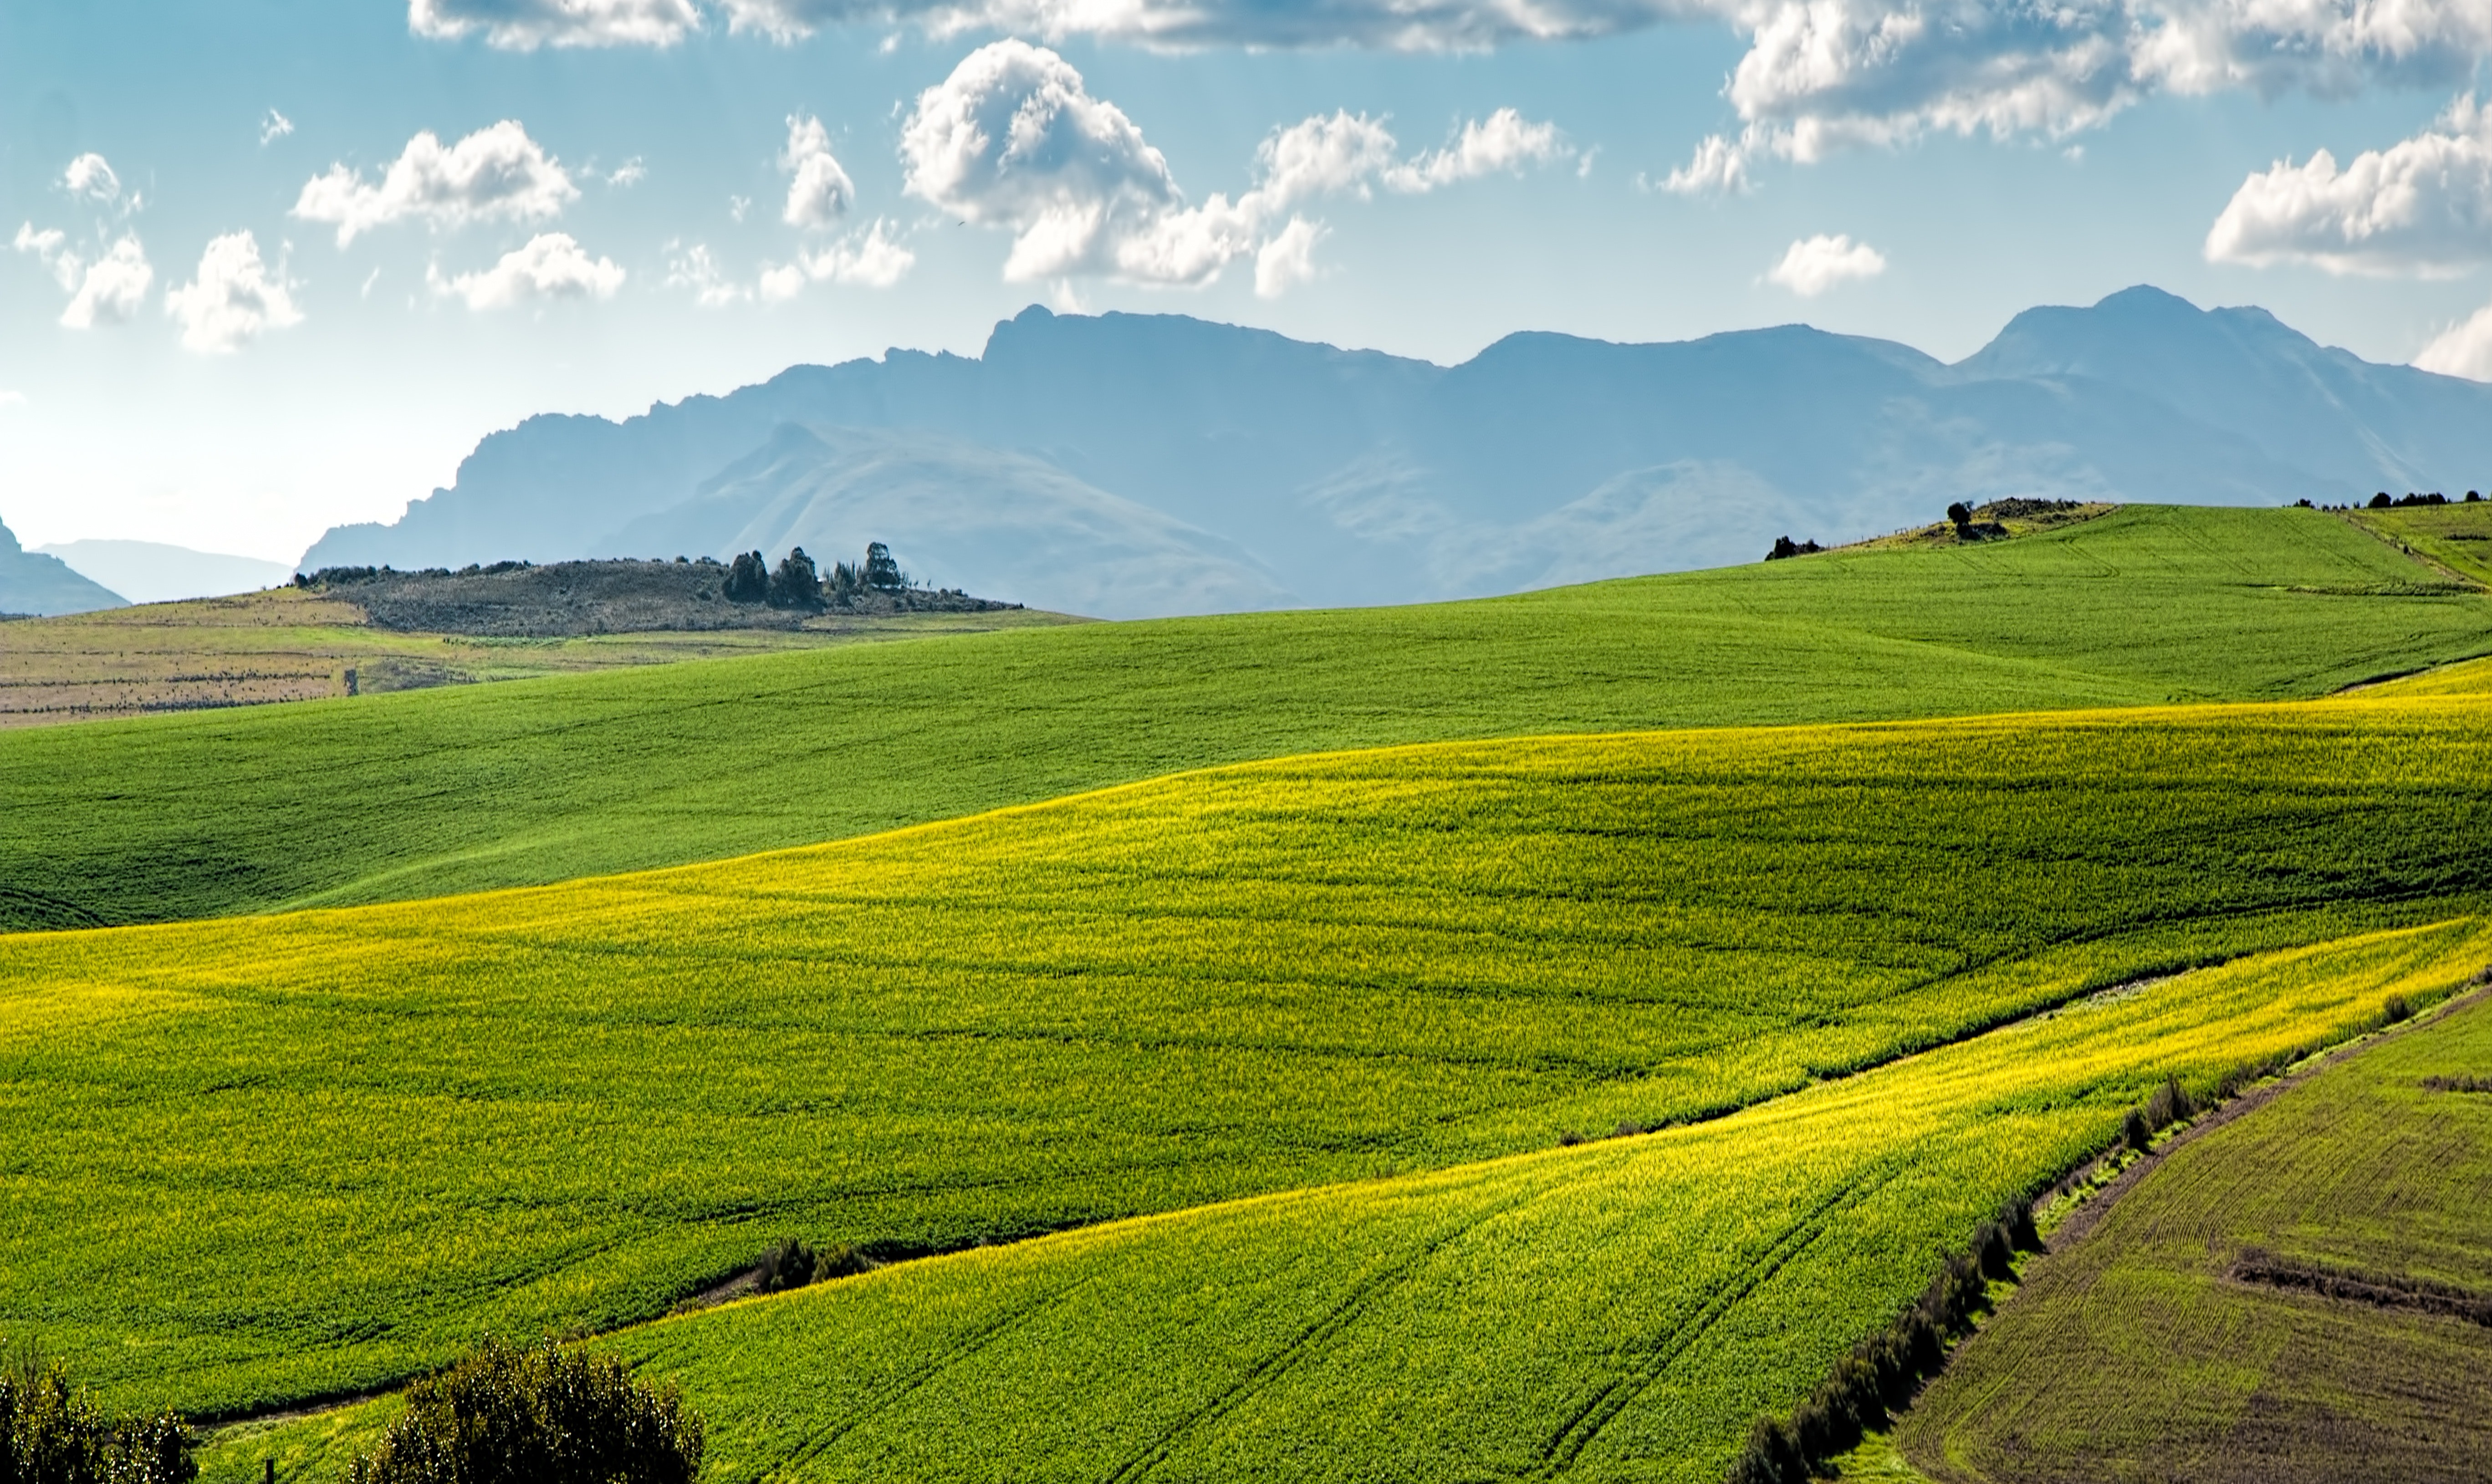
302, 287, 2492, 617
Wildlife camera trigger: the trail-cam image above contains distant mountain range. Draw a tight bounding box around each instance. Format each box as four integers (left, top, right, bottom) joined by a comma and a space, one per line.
0, 517, 125, 617
303, 286, 2492, 618
39, 540, 294, 606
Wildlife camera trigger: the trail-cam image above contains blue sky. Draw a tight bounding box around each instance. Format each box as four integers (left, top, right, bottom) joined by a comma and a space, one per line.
5, 0, 2491, 562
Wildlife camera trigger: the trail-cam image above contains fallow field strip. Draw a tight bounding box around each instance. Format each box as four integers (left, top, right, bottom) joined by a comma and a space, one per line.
3, 504, 2486, 932
1899, 963, 2492, 1483
6, 693, 2492, 1420
209, 921, 2492, 1484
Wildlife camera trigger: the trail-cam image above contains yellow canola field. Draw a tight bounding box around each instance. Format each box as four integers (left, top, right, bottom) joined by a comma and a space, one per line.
8, 694, 2492, 1417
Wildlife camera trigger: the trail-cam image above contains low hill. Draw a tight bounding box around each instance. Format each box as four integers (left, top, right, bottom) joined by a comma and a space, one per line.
3, 505, 2487, 932
11, 695, 2492, 1425
0, 515, 125, 617
1900, 985, 2492, 1482
299, 288, 2492, 614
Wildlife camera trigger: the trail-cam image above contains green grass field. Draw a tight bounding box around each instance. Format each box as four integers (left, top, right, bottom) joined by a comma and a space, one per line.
7, 692, 2492, 1421
1897, 981, 2492, 1483
2347, 501, 2492, 588
0, 585, 1072, 729
5, 505, 2488, 933
200, 919, 2492, 1484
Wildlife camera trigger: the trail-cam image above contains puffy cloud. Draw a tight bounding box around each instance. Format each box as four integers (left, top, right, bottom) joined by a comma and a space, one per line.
2415, 298, 2492, 378
63, 153, 123, 205
15, 224, 153, 327
902, 41, 1561, 290
2205, 95, 2492, 275
802, 219, 917, 286
1766, 232, 1887, 294
61, 236, 155, 327
1254, 216, 1326, 296
294, 121, 578, 246
408, 0, 701, 48
1659, 133, 1751, 194
261, 109, 296, 146
432, 232, 626, 309
756, 220, 921, 300
781, 115, 857, 228
165, 231, 302, 354
1651, 0, 2492, 192
1386, 108, 1570, 188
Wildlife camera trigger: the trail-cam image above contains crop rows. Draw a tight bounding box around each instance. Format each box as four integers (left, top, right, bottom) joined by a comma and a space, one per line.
209, 920, 2492, 1483
5, 694, 2492, 1416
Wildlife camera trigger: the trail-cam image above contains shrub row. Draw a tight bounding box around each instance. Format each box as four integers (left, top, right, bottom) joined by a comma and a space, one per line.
0, 1345, 193, 1484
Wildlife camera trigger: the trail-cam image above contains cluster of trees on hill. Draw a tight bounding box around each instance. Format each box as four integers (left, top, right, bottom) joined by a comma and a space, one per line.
720, 542, 913, 608
2300, 490, 2485, 511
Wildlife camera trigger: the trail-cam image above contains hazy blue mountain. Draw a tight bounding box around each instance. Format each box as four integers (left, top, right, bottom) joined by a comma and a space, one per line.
37, 539, 293, 605
301, 288, 2492, 615
600, 424, 1289, 619
0, 517, 126, 617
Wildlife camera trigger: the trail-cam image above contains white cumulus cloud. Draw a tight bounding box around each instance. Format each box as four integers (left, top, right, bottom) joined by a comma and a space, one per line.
758, 220, 921, 300
15, 224, 153, 328
408, 0, 701, 47
781, 115, 857, 228
902, 41, 1561, 291
2416, 299, 2492, 378
432, 232, 626, 309
2206, 95, 2492, 275
165, 230, 303, 354
1386, 108, 1570, 189
1254, 216, 1326, 297
293, 121, 578, 247
63, 153, 123, 205
1767, 233, 1887, 295
61, 236, 155, 327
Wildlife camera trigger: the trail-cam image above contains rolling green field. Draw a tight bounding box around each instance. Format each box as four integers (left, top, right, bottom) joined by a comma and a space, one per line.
7, 693, 2492, 1421
2347, 501, 2492, 588
0, 586, 1073, 729
1898, 982, 2492, 1483
204, 920, 2492, 1484
5, 504, 2488, 933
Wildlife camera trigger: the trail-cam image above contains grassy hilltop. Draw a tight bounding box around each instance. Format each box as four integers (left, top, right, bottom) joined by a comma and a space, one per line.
4, 504, 2487, 933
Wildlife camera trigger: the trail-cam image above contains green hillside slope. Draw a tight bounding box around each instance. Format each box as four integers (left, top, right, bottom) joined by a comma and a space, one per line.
1898, 985, 2492, 1483
209, 921, 2491, 1484
3, 505, 2486, 933
9, 694, 2492, 1418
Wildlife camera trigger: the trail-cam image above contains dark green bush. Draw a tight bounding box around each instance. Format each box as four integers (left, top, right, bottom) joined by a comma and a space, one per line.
344, 1337, 702, 1484
2122, 1107, 2153, 1153
765, 550, 821, 610
721, 552, 768, 603
0, 1343, 194, 1484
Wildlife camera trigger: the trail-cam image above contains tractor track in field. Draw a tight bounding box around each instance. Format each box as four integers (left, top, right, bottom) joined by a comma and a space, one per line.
1095, 1183, 1551, 1484
1533, 1163, 1910, 1476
